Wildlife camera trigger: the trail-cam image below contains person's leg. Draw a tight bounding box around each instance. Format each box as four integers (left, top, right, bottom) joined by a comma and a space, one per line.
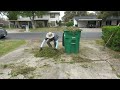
54, 40, 56, 48
47, 39, 52, 47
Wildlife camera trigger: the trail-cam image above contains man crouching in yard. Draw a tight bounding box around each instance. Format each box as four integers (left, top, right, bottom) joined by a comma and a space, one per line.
40, 32, 59, 51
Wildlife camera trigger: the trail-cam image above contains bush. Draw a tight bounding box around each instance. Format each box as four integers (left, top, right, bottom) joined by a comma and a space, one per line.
66, 21, 74, 27
102, 26, 120, 51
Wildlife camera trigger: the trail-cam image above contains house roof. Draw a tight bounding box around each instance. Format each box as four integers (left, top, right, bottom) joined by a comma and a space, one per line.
9, 18, 49, 22
74, 16, 102, 21
49, 11, 60, 15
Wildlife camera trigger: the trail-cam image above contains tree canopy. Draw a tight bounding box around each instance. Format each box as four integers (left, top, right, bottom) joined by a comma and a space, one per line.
97, 11, 120, 20
5, 11, 20, 20
19, 11, 48, 29
62, 11, 88, 22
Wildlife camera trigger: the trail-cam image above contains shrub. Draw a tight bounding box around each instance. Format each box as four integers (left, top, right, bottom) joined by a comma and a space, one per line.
66, 21, 74, 27
102, 26, 120, 51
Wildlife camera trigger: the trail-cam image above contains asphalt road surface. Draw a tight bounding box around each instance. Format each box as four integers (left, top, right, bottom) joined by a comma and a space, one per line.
3, 32, 102, 41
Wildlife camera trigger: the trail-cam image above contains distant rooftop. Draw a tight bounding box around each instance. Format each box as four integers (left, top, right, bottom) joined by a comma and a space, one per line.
74, 16, 102, 21
106, 16, 120, 20
49, 11, 60, 15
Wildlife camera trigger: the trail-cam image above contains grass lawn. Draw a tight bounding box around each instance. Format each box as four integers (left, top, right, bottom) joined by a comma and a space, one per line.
0, 40, 26, 56
30, 27, 66, 32
4, 27, 66, 32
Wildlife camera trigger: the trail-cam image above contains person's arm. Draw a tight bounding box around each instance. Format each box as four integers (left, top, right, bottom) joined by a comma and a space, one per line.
55, 40, 58, 49
40, 39, 46, 48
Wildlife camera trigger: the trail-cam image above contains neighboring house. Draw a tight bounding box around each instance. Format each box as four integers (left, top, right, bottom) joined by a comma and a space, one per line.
0, 18, 9, 27
73, 16, 102, 28
73, 16, 120, 28
102, 16, 120, 26
9, 11, 60, 28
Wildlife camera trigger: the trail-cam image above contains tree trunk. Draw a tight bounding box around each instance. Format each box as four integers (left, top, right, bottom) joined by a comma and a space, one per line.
9, 21, 11, 29
31, 12, 36, 29
31, 19, 35, 29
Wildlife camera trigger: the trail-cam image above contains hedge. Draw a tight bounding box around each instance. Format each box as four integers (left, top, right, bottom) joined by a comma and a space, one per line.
102, 26, 120, 51
65, 21, 74, 27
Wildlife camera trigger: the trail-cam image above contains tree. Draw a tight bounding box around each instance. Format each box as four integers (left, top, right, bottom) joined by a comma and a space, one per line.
56, 20, 62, 26
62, 11, 87, 22
6, 11, 20, 20
97, 11, 120, 20
20, 11, 48, 29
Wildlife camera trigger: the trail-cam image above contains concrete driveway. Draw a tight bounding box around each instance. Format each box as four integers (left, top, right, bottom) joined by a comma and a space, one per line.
0, 39, 119, 79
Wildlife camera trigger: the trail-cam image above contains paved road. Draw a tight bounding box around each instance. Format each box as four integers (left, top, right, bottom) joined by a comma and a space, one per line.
2, 28, 102, 41
4, 32, 102, 41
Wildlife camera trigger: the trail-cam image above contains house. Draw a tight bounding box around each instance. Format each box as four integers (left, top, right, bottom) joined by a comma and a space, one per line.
73, 16, 120, 28
102, 16, 120, 26
73, 16, 102, 28
9, 11, 60, 28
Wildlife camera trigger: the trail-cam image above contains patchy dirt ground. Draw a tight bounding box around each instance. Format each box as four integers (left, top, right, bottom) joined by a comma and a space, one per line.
0, 39, 120, 79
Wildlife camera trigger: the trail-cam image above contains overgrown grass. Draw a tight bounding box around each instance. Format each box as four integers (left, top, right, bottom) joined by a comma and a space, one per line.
0, 63, 15, 69
116, 74, 120, 78
30, 27, 65, 32
80, 64, 89, 68
11, 65, 36, 76
32, 47, 64, 59
0, 40, 26, 56
113, 54, 120, 59
72, 55, 92, 63
95, 39, 104, 45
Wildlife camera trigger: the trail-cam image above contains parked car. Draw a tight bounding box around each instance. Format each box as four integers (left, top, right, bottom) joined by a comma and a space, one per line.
21, 25, 26, 29
87, 24, 96, 28
0, 27, 7, 38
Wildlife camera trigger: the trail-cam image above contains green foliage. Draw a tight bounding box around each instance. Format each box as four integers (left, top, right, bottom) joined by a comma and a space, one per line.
97, 11, 120, 19
95, 39, 104, 45
65, 26, 82, 32
62, 11, 87, 22
20, 11, 48, 29
6, 11, 20, 20
102, 26, 120, 51
56, 20, 62, 26
113, 54, 120, 59
66, 21, 74, 27
0, 40, 26, 56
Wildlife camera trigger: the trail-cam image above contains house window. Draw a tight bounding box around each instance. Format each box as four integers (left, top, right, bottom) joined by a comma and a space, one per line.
50, 13, 55, 18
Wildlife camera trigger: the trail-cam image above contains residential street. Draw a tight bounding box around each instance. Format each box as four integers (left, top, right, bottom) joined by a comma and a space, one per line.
5, 28, 102, 41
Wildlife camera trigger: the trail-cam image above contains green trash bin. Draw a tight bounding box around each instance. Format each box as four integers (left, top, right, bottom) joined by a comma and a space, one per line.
63, 30, 81, 54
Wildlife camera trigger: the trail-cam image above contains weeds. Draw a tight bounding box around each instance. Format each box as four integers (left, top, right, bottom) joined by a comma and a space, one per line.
113, 54, 120, 59
72, 55, 92, 63
0, 63, 15, 69
116, 74, 120, 78
80, 64, 89, 68
11, 65, 36, 76
95, 39, 104, 45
